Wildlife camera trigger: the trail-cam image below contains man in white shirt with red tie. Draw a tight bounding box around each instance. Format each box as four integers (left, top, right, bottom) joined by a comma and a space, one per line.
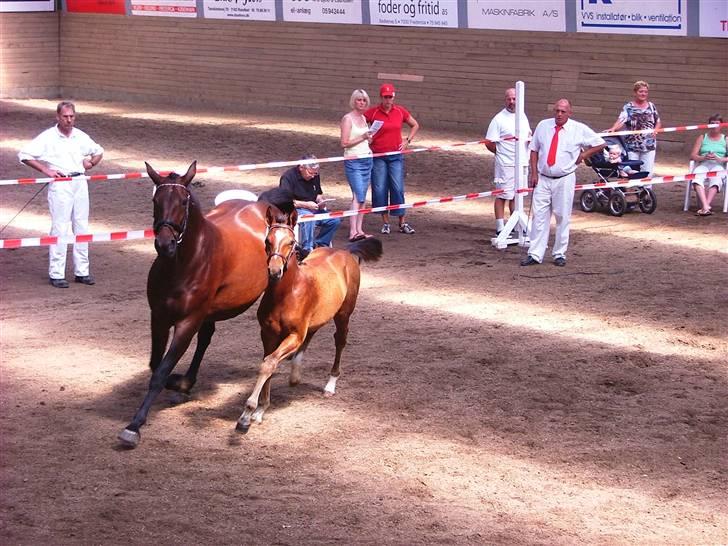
521, 99, 605, 267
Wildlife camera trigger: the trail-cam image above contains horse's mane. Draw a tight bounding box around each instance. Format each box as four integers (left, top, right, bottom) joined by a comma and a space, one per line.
259, 187, 295, 214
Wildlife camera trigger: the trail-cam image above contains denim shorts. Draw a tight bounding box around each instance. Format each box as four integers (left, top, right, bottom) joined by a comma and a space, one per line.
344, 157, 373, 203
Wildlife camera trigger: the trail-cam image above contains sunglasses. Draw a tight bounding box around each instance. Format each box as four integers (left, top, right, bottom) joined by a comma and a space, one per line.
382, 95, 394, 99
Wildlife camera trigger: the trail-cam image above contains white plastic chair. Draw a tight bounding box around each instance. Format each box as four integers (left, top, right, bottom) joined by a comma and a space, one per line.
214, 189, 258, 206
683, 160, 728, 213
214, 188, 301, 244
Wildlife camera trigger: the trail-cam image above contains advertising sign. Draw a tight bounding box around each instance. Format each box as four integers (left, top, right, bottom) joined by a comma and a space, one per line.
282, 0, 362, 24
369, 0, 458, 28
204, 0, 275, 21
576, 0, 686, 36
699, 0, 727, 38
66, 0, 126, 14
0, 0, 54, 11
131, 0, 197, 17
467, 0, 564, 32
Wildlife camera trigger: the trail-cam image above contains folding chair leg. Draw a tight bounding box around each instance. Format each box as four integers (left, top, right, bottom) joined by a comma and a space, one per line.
683, 182, 692, 211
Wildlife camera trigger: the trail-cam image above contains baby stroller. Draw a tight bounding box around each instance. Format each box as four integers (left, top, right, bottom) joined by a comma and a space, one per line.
579, 135, 657, 216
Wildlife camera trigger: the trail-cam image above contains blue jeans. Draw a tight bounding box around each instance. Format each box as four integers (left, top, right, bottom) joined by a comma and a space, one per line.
344, 157, 373, 203
296, 208, 341, 251
371, 155, 405, 218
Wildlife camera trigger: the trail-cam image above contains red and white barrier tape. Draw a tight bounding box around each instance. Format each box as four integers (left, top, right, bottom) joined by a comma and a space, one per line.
0, 139, 496, 187
4, 122, 725, 187
598, 122, 727, 138
299, 170, 725, 221
0, 229, 154, 249
3, 170, 724, 249
3, 123, 725, 188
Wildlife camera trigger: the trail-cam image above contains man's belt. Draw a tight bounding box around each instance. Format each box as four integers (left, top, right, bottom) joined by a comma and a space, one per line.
539, 172, 569, 179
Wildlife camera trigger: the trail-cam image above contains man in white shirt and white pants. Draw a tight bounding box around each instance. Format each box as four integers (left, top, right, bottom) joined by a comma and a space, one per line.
522, 99, 605, 267
485, 88, 531, 235
19, 101, 104, 288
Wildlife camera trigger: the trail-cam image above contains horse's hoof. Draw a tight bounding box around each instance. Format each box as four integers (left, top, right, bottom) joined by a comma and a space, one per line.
165, 373, 192, 393
323, 390, 336, 398
235, 421, 250, 434
118, 428, 140, 448
170, 392, 191, 405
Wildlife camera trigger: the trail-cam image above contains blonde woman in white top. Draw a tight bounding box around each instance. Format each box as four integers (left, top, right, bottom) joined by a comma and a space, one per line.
340, 89, 374, 241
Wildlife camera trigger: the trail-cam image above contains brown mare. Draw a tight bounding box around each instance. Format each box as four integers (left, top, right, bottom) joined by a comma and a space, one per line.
118, 161, 286, 448
236, 207, 382, 432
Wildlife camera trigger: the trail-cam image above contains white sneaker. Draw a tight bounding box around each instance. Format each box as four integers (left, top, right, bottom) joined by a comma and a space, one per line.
381, 223, 391, 234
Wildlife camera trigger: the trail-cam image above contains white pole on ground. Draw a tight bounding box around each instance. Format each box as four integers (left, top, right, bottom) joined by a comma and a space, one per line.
491, 80, 530, 249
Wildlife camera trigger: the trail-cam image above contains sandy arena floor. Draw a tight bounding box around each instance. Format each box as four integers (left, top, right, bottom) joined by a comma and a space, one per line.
1, 99, 726, 544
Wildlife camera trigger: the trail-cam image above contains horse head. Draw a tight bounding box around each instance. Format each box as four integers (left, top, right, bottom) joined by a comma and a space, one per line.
146, 161, 196, 258
264, 206, 298, 281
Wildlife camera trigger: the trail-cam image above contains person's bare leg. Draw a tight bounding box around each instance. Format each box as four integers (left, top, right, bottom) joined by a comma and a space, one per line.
494, 198, 506, 233
349, 198, 361, 239
694, 183, 710, 212
705, 186, 719, 211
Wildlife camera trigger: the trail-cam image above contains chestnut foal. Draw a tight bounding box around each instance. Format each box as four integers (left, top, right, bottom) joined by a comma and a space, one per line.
237, 207, 382, 432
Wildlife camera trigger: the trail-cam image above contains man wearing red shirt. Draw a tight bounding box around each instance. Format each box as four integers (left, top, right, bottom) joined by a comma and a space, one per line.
365, 83, 420, 234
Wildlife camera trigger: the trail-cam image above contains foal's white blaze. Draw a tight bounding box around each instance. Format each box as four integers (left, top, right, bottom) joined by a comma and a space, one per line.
324, 375, 338, 396
268, 226, 292, 277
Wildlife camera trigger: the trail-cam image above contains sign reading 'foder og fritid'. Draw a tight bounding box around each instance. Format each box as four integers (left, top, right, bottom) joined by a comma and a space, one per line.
369, 0, 458, 28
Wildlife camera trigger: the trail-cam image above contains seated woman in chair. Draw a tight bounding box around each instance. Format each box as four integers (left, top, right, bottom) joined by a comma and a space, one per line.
689, 113, 727, 216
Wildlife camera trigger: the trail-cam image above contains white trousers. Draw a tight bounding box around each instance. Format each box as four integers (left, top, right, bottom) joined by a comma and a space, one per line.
527, 173, 575, 262
48, 179, 90, 279
692, 161, 725, 190
627, 149, 656, 177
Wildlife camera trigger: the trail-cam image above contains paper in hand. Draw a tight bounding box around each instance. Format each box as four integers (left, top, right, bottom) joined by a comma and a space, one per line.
369, 120, 384, 135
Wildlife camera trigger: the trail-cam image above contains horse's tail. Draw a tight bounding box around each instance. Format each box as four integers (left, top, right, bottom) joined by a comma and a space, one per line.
346, 237, 383, 264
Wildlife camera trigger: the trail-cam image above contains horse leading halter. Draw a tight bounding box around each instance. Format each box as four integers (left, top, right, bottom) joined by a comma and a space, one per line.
266, 223, 298, 270
153, 183, 191, 244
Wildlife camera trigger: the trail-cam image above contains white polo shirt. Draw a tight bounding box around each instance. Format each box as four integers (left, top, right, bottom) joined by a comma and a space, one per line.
485, 108, 531, 168
529, 118, 603, 177
18, 125, 104, 174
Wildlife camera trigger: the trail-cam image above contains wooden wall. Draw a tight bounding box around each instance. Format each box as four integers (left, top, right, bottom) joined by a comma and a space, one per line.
0, 12, 60, 98
3, 11, 727, 149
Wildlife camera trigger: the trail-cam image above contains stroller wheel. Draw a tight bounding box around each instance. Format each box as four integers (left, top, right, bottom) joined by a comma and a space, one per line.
580, 190, 599, 213
638, 188, 657, 214
608, 191, 627, 217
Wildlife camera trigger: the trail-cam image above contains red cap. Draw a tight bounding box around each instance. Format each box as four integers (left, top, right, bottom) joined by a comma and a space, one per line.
380, 83, 396, 97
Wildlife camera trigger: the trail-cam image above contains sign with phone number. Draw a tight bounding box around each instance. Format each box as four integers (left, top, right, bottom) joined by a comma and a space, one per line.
282, 0, 362, 24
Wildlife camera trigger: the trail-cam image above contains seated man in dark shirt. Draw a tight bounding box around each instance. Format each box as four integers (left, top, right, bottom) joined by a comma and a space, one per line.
279, 155, 341, 258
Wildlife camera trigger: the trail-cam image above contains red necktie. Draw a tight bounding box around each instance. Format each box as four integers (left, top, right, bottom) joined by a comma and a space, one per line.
546, 125, 562, 166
